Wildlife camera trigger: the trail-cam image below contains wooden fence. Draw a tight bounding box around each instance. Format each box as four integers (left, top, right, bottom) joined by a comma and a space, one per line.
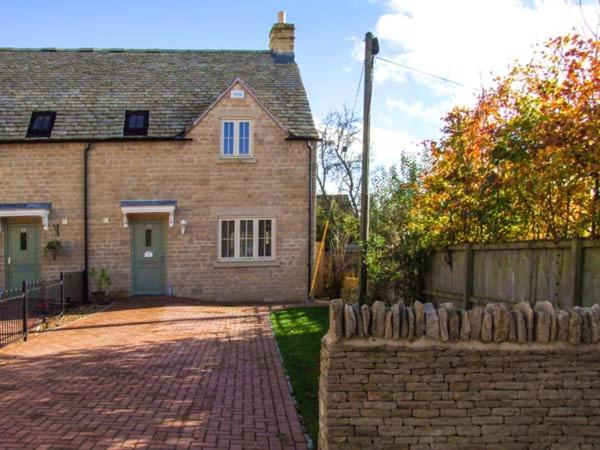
312, 241, 360, 299
423, 239, 600, 309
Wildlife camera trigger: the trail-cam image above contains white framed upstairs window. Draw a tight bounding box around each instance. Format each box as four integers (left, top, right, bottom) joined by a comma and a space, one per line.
221, 120, 252, 157
218, 218, 274, 261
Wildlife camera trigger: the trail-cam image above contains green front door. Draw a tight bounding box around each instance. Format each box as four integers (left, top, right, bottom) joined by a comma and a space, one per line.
5, 223, 41, 291
131, 220, 166, 295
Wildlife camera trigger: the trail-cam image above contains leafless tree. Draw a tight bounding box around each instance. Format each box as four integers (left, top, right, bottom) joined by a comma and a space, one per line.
317, 106, 362, 216
316, 106, 362, 298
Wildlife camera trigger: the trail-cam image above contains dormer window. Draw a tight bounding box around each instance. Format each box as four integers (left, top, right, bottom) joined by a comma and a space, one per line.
124, 110, 149, 136
221, 120, 252, 157
27, 111, 56, 138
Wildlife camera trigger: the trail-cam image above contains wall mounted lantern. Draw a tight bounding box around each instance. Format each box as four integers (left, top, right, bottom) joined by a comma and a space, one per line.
180, 219, 188, 235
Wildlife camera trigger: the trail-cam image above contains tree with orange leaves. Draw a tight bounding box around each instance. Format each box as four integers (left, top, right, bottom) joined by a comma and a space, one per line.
418, 34, 599, 245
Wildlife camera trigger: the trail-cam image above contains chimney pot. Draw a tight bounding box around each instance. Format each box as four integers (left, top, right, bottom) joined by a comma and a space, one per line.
278, 11, 286, 24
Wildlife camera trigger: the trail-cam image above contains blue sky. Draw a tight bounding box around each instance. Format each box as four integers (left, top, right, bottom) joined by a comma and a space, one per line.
1, 0, 598, 166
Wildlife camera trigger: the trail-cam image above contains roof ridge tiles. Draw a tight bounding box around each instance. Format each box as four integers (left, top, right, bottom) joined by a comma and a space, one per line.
0, 47, 272, 54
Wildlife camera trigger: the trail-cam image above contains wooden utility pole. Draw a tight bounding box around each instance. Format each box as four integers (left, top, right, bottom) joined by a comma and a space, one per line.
358, 32, 378, 305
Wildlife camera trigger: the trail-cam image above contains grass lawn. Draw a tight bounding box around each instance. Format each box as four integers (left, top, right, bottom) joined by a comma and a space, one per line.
270, 306, 329, 446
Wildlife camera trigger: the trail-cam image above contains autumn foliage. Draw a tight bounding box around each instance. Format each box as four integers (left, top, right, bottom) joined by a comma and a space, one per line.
317, 34, 599, 301
418, 35, 600, 245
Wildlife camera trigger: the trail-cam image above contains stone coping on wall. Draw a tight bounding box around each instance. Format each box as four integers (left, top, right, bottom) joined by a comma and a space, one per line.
322, 334, 600, 354
327, 299, 600, 347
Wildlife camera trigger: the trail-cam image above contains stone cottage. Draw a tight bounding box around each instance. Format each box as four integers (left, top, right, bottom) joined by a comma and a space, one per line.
0, 12, 318, 303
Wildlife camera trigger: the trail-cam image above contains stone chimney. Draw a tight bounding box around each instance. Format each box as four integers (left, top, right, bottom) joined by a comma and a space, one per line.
269, 11, 295, 63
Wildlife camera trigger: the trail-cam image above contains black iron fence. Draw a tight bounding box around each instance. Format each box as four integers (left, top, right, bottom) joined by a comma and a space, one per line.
0, 271, 84, 349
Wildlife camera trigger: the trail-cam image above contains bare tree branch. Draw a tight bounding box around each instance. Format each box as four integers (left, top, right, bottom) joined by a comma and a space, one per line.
317, 106, 362, 216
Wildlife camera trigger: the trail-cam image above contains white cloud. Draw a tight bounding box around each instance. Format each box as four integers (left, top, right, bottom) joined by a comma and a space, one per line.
356, 0, 598, 168
375, 0, 599, 101
371, 126, 422, 166
339, 1, 597, 170
349, 36, 365, 62
385, 98, 451, 123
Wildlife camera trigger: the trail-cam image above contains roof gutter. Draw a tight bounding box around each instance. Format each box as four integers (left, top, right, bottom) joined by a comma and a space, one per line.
0, 136, 193, 145
285, 134, 321, 142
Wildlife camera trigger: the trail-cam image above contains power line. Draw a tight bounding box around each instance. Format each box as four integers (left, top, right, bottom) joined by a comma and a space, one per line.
577, 0, 599, 38
351, 62, 365, 120
376, 55, 474, 90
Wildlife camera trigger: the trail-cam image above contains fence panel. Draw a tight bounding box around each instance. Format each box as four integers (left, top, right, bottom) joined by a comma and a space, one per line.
0, 289, 25, 348
582, 246, 600, 307
0, 270, 85, 349
25, 278, 63, 333
63, 270, 84, 305
423, 239, 600, 309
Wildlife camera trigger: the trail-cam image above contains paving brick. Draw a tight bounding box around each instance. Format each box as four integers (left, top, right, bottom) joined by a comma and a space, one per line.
0, 298, 308, 449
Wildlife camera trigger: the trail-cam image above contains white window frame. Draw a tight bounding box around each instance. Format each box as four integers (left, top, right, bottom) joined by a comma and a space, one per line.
217, 218, 275, 261
220, 119, 253, 158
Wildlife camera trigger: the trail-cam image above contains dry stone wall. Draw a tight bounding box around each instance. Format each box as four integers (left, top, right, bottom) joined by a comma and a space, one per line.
319, 299, 600, 449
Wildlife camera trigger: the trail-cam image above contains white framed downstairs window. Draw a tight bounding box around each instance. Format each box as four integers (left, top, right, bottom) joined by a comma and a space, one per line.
221, 120, 252, 157
218, 218, 274, 261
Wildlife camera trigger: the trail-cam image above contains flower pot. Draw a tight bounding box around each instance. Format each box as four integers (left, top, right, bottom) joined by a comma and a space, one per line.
91, 291, 108, 305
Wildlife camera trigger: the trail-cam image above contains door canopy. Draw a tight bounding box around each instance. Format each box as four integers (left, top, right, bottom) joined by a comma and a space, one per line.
0, 203, 51, 230
120, 200, 176, 228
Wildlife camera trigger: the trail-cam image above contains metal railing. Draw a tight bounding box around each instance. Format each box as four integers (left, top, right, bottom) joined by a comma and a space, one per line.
0, 274, 66, 349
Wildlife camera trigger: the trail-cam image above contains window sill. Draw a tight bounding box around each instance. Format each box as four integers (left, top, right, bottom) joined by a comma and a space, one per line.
217, 157, 257, 164
213, 259, 278, 268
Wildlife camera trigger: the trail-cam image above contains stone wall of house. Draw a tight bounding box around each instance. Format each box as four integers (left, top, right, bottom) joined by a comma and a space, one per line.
0, 81, 315, 302
0, 142, 85, 286
319, 300, 600, 449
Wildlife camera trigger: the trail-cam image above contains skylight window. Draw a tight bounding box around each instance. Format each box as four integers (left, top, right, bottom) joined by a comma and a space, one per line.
124, 110, 149, 136
26, 111, 56, 138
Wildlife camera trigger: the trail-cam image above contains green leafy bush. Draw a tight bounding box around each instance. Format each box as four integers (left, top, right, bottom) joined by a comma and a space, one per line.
89, 268, 112, 292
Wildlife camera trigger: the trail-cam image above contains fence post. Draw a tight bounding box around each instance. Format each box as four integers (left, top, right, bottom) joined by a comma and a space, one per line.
21, 280, 28, 342
60, 272, 65, 314
463, 244, 473, 309
571, 238, 583, 307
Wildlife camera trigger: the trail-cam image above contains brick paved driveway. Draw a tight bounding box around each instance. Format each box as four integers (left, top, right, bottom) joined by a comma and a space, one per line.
0, 298, 307, 450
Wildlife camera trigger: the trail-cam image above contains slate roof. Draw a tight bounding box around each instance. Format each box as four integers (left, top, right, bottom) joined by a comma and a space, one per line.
0, 49, 318, 141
